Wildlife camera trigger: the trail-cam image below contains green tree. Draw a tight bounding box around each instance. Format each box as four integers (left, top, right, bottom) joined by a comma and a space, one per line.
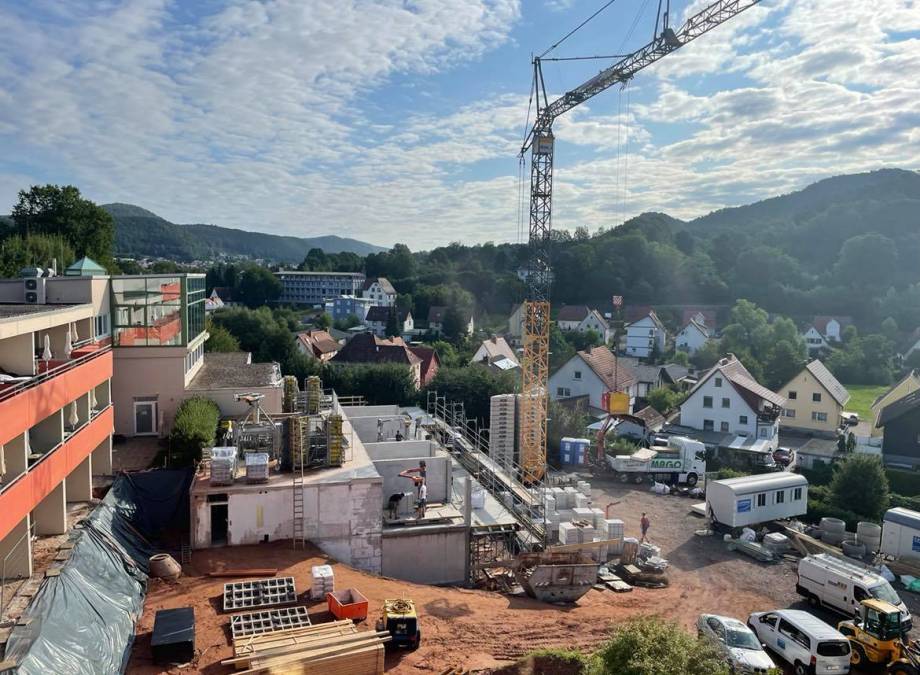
421, 366, 517, 424
169, 397, 220, 464
881, 316, 899, 341
830, 454, 890, 521
647, 387, 680, 415
237, 264, 282, 308
547, 399, 590, 465
0, 234, 75, 277
441, 306, 466, 341
205, 323, 241, 352
315, 312, 332, 330
323, 362, 416, 405
669, 350, 690, 367
385, 307, 399, 337
11, 185, 115, 269
592, 617, 729, 675
690, 340, 721, 371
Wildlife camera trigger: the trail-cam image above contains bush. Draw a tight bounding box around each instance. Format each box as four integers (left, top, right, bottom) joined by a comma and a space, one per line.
170, 397, 220, 464
890, 493, 920, 512
803, 497, 861, 530
591, 617, 730, 675
829, 454, 890, 521
715, 468, 748, 480
886, 468, 920, 497
799, 462, 835, 486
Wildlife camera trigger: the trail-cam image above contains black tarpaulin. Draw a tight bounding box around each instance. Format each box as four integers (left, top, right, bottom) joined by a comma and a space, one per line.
3, 469, 192, 675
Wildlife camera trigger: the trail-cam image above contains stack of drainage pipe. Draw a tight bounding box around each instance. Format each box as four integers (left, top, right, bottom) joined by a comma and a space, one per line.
820, 517, 846, 546
857, 522, 882, 553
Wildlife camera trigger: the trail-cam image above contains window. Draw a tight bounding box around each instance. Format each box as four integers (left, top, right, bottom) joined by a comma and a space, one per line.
574, 370, 582, 380
703, 396, 713, 408
812, 411, 828, 422
756, 493, 767, 507
721, 397, 730, 409
813, 392, 822, 402
778, 620, 810, 649
556, 387, 568, 396
720, 421, 730, 432
714, 377, 722, 388
703, 419, 714, 431
739, 415, 748, 425
788, 391, 797, 400
793, 487, 803, 501
775, 490, 785, 504
784, 409, 796, 418
94, 313, 110, 338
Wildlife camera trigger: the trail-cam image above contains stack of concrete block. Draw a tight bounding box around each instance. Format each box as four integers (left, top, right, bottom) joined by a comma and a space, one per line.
559, 522, 578, 545
576, 480, 592, 495
563, 486, 578, 506
572, 507, 594, 523
310, 565, 335, 600
489, 394, 518, 471
575, 493, 591, 509
590, 508, 606, 530
605, 519, 625, 555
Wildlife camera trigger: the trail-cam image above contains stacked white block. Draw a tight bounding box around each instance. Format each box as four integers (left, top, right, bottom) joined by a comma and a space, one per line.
559, 522, 578, 545
310, 565, 334, 600
575, 493, 591, 509
489, 394, 518, 471
572, 507, 594, 523
590, 508, 606, 530
605, 519, 625, 555
576, 480, 592, 494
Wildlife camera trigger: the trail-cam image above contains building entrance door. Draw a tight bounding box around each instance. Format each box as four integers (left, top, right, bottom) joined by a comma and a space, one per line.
134, 400, 158, 435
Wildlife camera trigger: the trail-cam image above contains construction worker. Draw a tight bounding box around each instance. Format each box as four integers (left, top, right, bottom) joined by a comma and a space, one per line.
640, 512, 651, 542
416, 480, 428, 519
395, 430, 403, 441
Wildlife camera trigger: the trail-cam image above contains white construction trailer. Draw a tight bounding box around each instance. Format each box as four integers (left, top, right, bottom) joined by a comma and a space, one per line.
881, 507, 920, 563
706, 472, 808, 529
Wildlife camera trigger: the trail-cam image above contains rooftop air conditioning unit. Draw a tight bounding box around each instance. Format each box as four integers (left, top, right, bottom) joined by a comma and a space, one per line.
23, 277, 47, 304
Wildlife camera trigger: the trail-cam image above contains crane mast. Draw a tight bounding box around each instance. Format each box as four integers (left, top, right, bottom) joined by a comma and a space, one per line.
519, 0, 762, 484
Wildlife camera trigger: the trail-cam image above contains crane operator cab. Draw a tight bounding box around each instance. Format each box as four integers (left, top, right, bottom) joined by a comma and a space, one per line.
837, 599, 920, 673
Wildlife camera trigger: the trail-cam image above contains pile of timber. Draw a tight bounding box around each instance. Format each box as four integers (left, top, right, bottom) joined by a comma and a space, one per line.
222, 619, 390, 674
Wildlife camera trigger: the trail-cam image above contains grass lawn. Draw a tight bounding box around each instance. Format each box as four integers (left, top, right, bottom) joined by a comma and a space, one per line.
843, 383, 888, 421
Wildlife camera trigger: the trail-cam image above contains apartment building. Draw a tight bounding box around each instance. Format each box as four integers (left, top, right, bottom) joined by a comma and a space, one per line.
0, 299, 114, 578
275, 271, 365, 306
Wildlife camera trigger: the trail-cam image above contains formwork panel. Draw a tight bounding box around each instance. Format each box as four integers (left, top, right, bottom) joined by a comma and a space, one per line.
230, 605, 311, 639
222, 576, 297, 611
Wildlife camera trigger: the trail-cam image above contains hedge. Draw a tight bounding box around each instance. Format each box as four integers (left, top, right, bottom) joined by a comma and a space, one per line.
170, 397, 221, 464
886, 468, 920, 497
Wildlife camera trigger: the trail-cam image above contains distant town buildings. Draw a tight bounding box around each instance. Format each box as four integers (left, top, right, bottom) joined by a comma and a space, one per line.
362, 277, 397, 307
624, 310, 667, 359
274, 270, 365, 306
296, 329, 342, 362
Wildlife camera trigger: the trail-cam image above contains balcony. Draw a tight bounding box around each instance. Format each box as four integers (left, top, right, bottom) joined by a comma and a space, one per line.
0, 347, 112, 447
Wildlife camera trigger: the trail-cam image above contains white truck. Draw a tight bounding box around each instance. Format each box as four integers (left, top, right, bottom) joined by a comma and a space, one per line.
796, 554, 912, 632
606, 436, 706, 486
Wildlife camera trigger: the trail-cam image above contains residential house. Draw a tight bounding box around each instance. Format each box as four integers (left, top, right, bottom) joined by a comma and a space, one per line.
678, 354, 786, 448
408, 345, 440, 387
331, 332, 422, 388
899, 328, 920, 362
675, 318, 710, 355
295, 329, 341, 362
624, 310, 667, 359
326, 295, 374, 323
556, 305, 590, 331
813, 316, 852, 344
364, 306, 413, 337
471, 336, 519, 367
507, 303, 524, 345
802, 325, 828, 354
548, 345, 638, 414
578, 308, 612, 342
274, 271, 365, 306
871, 370, 920, 438
659, 363, 693, 389
778, 359, 850, 437
427, 306, 474, 336
362, 277, 397, 307
877, 390, 920, 468
679, 307, 718, 332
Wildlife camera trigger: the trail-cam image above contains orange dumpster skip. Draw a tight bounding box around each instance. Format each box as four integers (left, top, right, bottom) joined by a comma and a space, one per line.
326, 588, 369, 621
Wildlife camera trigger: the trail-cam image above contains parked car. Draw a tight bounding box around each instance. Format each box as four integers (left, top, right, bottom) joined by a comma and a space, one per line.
841, 412, 859, 426
696, 614, 776, 674
747, 609, 851, 675
773, 447, 795, 467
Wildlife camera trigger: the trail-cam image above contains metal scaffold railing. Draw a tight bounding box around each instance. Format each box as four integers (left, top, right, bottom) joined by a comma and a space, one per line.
426, 392, 546, 547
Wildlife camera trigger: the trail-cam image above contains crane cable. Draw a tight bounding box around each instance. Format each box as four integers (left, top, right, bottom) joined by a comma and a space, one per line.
539, 0, 621, 59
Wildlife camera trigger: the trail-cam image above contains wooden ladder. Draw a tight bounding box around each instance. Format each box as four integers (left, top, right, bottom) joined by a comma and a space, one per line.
292, 470, 305, 550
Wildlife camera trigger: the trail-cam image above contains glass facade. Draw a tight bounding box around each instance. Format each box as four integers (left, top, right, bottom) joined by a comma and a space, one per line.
111, 274, 206, 347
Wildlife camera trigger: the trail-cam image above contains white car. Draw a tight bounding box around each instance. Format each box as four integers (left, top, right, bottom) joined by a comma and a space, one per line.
696, 614, 777, 674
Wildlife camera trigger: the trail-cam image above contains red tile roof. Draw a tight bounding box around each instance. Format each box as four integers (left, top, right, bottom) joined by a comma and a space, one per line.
332, 332, 421, 366
577, 345, 637, 390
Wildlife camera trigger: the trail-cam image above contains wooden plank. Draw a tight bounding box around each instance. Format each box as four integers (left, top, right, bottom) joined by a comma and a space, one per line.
234, 628, 357, 657
224, 632, 391, 668
209, 568, 279, 578
232, 620, 354, 646
549, 537, 623, 553
249, 644, 385, 675
240, 635, 391, 674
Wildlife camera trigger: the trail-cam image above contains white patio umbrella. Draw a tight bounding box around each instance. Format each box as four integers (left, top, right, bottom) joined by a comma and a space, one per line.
71, 321, 79, 342
90, 388, 98, 410
64, 328, 73, 358
68, 401, 79, 428
42, 334, 52, 361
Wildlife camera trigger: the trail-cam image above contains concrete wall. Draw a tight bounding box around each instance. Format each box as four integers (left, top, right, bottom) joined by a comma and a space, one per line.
363, 440, 437, 461
342, 405, 400, 417
381, 526, 467, 585
112, 346, 186, 436
349, 415, 410, 443
191, 477, 384, 573
373, 455, 451, 503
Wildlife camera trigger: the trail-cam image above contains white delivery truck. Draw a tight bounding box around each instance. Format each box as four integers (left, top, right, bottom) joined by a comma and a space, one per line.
705, 472, 808, 529
881, 507, 920, 563
606, 436, 706, 486
796, 554, 912, 631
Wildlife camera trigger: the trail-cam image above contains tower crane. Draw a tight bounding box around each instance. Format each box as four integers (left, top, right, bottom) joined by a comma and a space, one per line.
518, 0, 762, 483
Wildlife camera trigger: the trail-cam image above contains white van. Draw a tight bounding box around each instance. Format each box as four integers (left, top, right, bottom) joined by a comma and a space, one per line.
796, 554, 912, 631
747, 609, 851, 675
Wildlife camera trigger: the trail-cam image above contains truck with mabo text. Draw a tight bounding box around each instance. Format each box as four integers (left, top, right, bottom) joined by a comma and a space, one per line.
606, 436, 706, 486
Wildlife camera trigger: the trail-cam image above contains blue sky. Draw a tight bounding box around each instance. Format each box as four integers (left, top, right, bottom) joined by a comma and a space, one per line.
1, 0, 919, 249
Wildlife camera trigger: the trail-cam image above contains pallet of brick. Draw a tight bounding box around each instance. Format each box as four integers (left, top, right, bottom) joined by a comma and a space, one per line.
572, 507, 594, 521
558, 522, 577, 545
590, 508, 606, 530
551, 487, 567, 508
310, 565, 334, 600
605, 519, 625, 555
574, 493, 591, 509
576, 480, 591, 494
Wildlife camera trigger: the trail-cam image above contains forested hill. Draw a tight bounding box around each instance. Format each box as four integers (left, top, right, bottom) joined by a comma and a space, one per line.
104, 203, 385, 262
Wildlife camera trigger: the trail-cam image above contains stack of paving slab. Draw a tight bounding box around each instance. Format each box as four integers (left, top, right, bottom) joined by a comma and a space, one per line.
539, 483, 627, 563
310, 565, 335, 601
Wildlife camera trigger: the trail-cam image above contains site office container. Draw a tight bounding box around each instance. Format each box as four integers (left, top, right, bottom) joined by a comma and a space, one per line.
881, 507, 920, 563
705, 472, 808, 529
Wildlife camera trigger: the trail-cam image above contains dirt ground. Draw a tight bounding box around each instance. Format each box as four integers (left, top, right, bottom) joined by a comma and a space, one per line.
129, 477, 906, 674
